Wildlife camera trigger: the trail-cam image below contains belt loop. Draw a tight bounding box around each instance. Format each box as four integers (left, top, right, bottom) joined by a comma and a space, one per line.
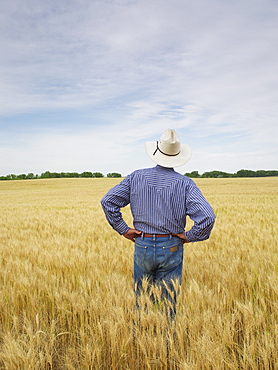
169, 234, 172, 240
141, 232, 144, 240
153, 234, 155, 241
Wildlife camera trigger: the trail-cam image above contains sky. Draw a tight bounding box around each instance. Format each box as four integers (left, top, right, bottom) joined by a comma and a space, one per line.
0, 0, 277, 177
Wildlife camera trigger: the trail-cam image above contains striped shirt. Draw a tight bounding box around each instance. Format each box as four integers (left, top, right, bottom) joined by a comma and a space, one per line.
101, 165, 216, 242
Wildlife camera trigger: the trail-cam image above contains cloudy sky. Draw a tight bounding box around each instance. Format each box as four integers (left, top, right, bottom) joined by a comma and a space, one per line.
1, 0, 277, 176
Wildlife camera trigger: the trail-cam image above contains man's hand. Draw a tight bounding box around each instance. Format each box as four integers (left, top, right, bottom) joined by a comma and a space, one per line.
123, 228, 142, 242
172, 232, 190, 243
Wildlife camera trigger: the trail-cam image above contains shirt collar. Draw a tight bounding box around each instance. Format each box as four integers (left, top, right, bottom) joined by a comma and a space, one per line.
156, 165, 175, 172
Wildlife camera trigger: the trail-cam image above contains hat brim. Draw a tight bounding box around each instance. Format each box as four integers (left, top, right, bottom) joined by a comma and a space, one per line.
145, 142, 192, 168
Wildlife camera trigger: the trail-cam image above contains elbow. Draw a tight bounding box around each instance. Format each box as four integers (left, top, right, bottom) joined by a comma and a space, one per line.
208, 209, 216, 228
211, 212, 216, 226
205, 214, 216, 239
199, 214, 216, 241
100, 196, 107, 211
208, 212, 216, 231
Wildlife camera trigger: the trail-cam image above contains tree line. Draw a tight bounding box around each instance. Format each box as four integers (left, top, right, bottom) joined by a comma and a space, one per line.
184, 169, 278, 178
0, 171, 122, 181
0, 169, 277, 181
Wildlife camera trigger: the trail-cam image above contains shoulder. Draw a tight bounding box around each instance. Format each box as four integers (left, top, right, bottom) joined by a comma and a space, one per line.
170, 170, 195, 185
127, 167, 155, 178
127, 166, 196, 184
173, 171, 191, 181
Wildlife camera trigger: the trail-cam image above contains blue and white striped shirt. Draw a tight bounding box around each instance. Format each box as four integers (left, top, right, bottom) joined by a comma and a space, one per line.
101, 165, 215, 242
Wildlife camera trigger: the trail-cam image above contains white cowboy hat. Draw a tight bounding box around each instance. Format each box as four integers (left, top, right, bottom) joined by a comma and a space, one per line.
145, 129, 192, 168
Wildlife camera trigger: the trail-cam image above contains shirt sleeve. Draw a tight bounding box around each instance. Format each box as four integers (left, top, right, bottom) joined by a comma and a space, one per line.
185, 180, 216, 242
100, 176, 131, 235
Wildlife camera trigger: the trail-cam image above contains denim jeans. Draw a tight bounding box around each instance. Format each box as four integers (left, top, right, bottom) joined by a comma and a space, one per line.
134, 234, 184, 319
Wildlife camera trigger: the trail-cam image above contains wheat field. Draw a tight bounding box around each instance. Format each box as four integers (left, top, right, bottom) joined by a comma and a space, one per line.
0, 177, 277, 369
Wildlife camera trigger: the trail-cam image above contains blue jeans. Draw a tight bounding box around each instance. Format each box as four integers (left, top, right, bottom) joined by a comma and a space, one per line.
134, 234, 184, 319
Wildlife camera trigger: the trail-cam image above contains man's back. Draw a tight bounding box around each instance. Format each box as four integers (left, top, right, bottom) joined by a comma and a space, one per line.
101, 165, 215, 241
128, 165, 191, 235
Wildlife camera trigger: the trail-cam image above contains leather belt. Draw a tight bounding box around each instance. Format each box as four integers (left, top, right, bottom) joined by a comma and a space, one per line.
143, 233, 171, 238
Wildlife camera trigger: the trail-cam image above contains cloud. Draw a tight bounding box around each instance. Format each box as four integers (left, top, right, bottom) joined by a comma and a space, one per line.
0, 0, 278, 174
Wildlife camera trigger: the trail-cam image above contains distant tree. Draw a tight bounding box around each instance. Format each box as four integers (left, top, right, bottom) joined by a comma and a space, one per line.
17, 174, 27, 180
201, 170, 234, 178
256, 170, 266, 177
68, 172, 80, 178
184, 171, 200, 178
3, 169, 277, 181
92, 172, 104, 178
81, 172, 93, 178
236, 169, 256, 177
41, 171, 51, 178
255, 170, 278, 177
60, 172, 78, 178
53, 172, 62, 178
5, 174, 15, 180
107, 172, 122, 178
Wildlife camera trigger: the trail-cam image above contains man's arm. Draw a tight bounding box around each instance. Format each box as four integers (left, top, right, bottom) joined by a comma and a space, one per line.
101, 177, 142, 241
123, 228, 142, 242
185, 180, 216, 242
100, 177, 131, 235
172, 232, 190, 243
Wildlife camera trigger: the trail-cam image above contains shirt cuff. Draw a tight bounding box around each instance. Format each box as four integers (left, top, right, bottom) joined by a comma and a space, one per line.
185, 231, 193, 242
114, 221, 130, 235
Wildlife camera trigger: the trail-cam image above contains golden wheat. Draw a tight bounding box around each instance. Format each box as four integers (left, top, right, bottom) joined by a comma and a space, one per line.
0, 177, 277, 369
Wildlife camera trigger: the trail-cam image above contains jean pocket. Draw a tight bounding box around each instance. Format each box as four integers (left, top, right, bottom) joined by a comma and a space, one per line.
134, 244, 148, 267
162, 242, 183, 268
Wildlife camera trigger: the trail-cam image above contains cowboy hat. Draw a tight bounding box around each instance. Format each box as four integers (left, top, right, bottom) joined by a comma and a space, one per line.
145, 129, 192, 168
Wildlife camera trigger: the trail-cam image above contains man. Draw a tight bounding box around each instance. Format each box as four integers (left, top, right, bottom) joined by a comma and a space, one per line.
101, 129, 215, 318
